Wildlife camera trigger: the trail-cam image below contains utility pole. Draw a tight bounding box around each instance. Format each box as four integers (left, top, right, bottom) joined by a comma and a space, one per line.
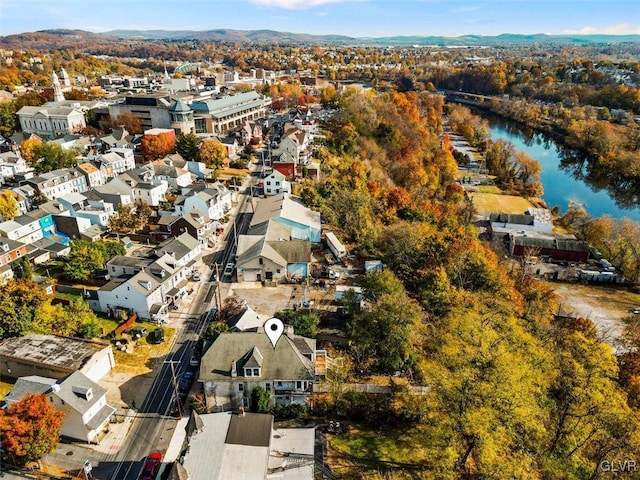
214, 263, 222, 313
164, 360, 182, 418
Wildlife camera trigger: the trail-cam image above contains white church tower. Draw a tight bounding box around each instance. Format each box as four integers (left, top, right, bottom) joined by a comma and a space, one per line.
52, 72, 65, 102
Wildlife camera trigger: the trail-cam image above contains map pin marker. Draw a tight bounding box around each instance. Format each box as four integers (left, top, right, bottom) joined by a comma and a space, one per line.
264, 317, 284, 348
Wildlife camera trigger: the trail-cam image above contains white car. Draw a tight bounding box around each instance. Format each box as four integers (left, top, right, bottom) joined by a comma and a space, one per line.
223, 262, 235, 277
192, 271, 201, 281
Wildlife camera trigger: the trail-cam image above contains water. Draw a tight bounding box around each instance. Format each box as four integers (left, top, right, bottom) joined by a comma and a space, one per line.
483, 116, 640, 222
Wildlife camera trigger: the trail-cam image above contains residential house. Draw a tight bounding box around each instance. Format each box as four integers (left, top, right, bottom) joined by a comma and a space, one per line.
489, 208, 553, 235
5, 372, 115, 444
58, 192, 114, 227
0, 207, 60, 244
199, 329, 316, 411
76, 162, 106, 188
0, 334, 115, 382
0, 238, 28, 283
170, 209, 216, 246
151, 160, 192, 189
250, 193, 321, 243
110, 167, 168, 207
236, 220, 311, 283
173, 411, 314, 480
0, 151, 33, 184
262, 170, 290, 196
92, 148, 135, 178
226, 306, 269, 332
96, 232, 201, 321
25, 168, 88, 200
180, 183, 232, 220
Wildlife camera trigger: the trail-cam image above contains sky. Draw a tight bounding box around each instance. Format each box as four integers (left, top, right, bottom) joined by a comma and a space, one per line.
1, 0, 639, 38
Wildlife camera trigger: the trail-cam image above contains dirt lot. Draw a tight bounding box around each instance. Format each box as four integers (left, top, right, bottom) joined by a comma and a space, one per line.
548, 282, 640, 346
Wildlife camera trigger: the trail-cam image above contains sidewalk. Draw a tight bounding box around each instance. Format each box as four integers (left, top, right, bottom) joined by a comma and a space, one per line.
92, 408, 137, 454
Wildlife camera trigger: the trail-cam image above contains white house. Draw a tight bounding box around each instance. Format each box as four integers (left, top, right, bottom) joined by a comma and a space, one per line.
181, 183, 233, 220
5, 372, 115, 444
16, 105, 86, 138
97, 232, 201, 321
262, 170, 290, 196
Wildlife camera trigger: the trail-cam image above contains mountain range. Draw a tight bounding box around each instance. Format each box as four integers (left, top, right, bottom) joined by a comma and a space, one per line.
1, 28, 639, 49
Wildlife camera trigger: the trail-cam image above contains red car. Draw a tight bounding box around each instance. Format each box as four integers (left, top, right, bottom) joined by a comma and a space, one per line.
140, 451, 163, 480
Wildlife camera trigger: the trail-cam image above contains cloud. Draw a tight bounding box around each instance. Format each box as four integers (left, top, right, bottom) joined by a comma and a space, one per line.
562, 23, 640, 35
250, 0, 363, 9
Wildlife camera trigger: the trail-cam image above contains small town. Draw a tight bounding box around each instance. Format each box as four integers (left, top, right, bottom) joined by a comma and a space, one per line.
0, 2, 639, 480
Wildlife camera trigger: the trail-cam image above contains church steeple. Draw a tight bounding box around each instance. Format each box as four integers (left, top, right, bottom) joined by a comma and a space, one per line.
52, 72, 65, 102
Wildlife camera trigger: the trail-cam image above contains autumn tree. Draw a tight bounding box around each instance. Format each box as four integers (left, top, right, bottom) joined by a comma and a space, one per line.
0, 393, 64, 466
199, 138, 227, 169
19, 136, 42, 161
61, 239, 125, 282
0, 191, 19, 220
110, 112, 143, 134
140, 131, 176, 161
30, 141, 77, 174
0, 279, 49, 338
108, 202, 151, 235
175, 132, 201, 162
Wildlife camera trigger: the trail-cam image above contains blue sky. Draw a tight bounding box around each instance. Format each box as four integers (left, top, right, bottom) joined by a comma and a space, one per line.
1, 0, 639, 37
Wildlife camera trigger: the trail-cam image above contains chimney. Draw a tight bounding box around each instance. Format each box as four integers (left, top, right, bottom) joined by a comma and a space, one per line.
231, 360, 237, 377
284, 324, 294, 338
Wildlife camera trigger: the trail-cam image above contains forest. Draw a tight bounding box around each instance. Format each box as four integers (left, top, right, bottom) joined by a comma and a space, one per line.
300, 87, 640, 479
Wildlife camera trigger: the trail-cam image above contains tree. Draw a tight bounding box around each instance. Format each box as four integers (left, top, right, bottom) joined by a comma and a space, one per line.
175, 133, 201, 162
0, 279, 49, 338
0, 191, 19, 221
199, 138, 227, 169
62, 240, 105, 281
274, 310, 319, 338
108, 203, 150, 235
30, 142, 77, 174
250, 387, 271, 413
0, 102, 17, 137
110, 112, 143, 134
19, 136, 42, 161
140, 131, 176, 161
0, 393, 64, 466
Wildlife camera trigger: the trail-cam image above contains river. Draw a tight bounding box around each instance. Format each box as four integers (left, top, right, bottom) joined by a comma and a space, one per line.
481, 115, 640, 222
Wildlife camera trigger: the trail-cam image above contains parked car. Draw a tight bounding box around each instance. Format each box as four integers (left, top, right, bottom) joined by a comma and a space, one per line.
191, 271, 201, 281
148, 328, 165, 344
179, 371, 194, 392
189, 354, 200, 367
126, 327, 147, 339
140, 451, 162, 480
223, 262, 235, 277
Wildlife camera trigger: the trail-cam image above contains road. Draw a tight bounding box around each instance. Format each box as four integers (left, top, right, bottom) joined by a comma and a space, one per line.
92, 173, 257, 480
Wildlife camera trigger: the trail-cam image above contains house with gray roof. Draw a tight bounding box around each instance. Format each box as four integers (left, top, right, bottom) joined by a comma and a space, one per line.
236, 220, 311, 283
199, 329, 316, 411
97, 232, 201, 321
250, 193, 321, 243
171, 411, 314, 480
5, 371, 115, 444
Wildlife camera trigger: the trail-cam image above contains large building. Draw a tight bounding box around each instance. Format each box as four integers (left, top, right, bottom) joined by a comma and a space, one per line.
191, 91, 270, 135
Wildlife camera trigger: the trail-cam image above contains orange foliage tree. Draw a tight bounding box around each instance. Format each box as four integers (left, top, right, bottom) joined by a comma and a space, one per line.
0, 393, 65, 466
140, 131, 176, 161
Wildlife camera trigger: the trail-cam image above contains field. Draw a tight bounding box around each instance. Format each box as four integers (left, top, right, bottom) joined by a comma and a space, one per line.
327, 424, 440, 479
468, 192, 533, 214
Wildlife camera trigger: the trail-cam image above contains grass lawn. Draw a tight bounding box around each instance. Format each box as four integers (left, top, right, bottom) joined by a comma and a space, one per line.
112, 326, 176, 375
218, 167, 249, 177
468, 192, 533, 215
327, 424, 443, 479
0, 378, 16, 400
478, 185, 502, 194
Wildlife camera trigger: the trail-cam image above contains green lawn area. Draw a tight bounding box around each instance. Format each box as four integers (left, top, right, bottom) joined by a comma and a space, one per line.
478, 185, 502, 194
112, 326, 176, 375
327, 424, 445, 479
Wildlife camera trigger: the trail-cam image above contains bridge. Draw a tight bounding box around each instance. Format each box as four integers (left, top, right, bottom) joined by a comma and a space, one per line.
440, 90, 504, 108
